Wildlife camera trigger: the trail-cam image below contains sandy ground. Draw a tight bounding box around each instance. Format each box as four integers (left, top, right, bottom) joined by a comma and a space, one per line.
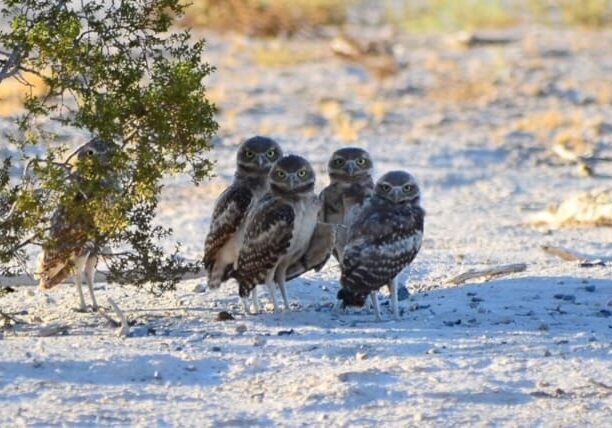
1, 25, 612, 426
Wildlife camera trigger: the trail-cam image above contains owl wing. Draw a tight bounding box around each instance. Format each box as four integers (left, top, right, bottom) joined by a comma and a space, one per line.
342, 205, 424, 294
38, 207, 93, 289
318, 184, 342, 223
203, 184, 254, 271
235, 196, 295, 289
285, 222, 335, 281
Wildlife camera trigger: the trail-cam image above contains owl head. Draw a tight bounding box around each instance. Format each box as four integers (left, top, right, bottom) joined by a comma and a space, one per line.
328, 147, 373, 182
375, 171, 420, 204
269, 155, 315, 196
337, 288, 368, 308
236, 136, 282, 176
70, 138, 115, 167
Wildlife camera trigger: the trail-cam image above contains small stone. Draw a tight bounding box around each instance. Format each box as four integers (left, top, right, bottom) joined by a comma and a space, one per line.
426, 347, 440, 355
277, 329, 294, 336
538, 323, 549, 331
584, 285, 596, 292
211, 346, 222, 352
193, 283, 207, 293
356, 352, 369, 361
597, 309, 611, 318
216, 311, 234, 321
397, 286, 410, 301
471, 297, 484, 303
544, 350, 551, 357
235, 324, 247, 334
253, 336, 266, 347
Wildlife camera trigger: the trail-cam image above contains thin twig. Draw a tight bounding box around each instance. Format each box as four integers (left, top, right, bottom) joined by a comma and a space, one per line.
449, 263, 527, 285
541, 245, 581, 262
108, 297, 129, 337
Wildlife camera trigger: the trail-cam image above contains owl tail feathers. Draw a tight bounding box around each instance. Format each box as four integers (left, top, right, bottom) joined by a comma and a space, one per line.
37, 252, 74, 289
206, 264, 235, 290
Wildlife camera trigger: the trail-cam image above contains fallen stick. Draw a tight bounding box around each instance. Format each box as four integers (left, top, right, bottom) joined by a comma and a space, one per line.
0, 310, 21, 325
541, 245, 581, 261
98, 308, 121, 328
541, 245, 607, 267
108, 297, 129, 337
38, 323, 69, 337
449, 263, 527, 285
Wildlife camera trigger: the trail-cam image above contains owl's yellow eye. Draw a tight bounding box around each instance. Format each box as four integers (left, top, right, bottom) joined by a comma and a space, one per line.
381, 184, 392, 193
333, 158, 345, 166
356, 158, 367, 166
297, 169, 307, 178
266, 149, 276, 159
245, 150, 255, 158
403, 184, 414, 193
276, 170, 287, 179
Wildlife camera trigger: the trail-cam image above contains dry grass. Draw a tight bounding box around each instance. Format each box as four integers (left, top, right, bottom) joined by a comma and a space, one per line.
0, 73, 47, 117
428, 78, 499, 104
390, 0, 519, 32
557, 0, 612, 28
390, 0, 612, 32
181, 0, 351, 36
252, 42, 324, 67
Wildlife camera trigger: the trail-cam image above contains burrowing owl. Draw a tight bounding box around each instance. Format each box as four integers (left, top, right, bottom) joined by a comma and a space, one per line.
234, 155, 319, 313
37, 138, 115, 312
337, 171, 424, 320
203, 136, 282, 292
320, 147, 374, 259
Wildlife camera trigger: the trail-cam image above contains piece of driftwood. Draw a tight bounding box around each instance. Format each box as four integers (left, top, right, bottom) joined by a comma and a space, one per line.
38, 323, 69, 337
542, 245, 608, 266
541, 245, 581, 261
449, 263, 527, 285
449, 31, 517, 48
98, 308, 121, 328
108, 297, 129, 337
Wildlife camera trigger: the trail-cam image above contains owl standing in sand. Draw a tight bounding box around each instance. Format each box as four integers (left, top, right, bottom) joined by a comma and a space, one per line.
234, 155, 320, 313
203, 136, 282, 295
37, 138, 115, 312
337, 171, 424, 320
319, 147, 374, 259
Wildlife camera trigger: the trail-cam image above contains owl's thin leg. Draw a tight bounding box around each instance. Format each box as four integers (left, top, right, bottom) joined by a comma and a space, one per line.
84, 255, 98, 311
334, 299, 346, 314
265, 280, 279, 313
369, 292, 382, 321
251, 288, 260, 313
277, 273, 290, 312
241, 296, 251, 314
73, 265, 87, 312
388, 277, 400, 320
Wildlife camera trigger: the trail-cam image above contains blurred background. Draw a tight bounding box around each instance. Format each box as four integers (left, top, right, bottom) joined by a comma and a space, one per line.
1, 0, 610, 258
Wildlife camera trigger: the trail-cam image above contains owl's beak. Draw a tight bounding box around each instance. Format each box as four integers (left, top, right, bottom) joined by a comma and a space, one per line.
288, 174, 300, 189
256, 154, 267, 167
391, 187, 403, 202
346, 161, 357, 176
